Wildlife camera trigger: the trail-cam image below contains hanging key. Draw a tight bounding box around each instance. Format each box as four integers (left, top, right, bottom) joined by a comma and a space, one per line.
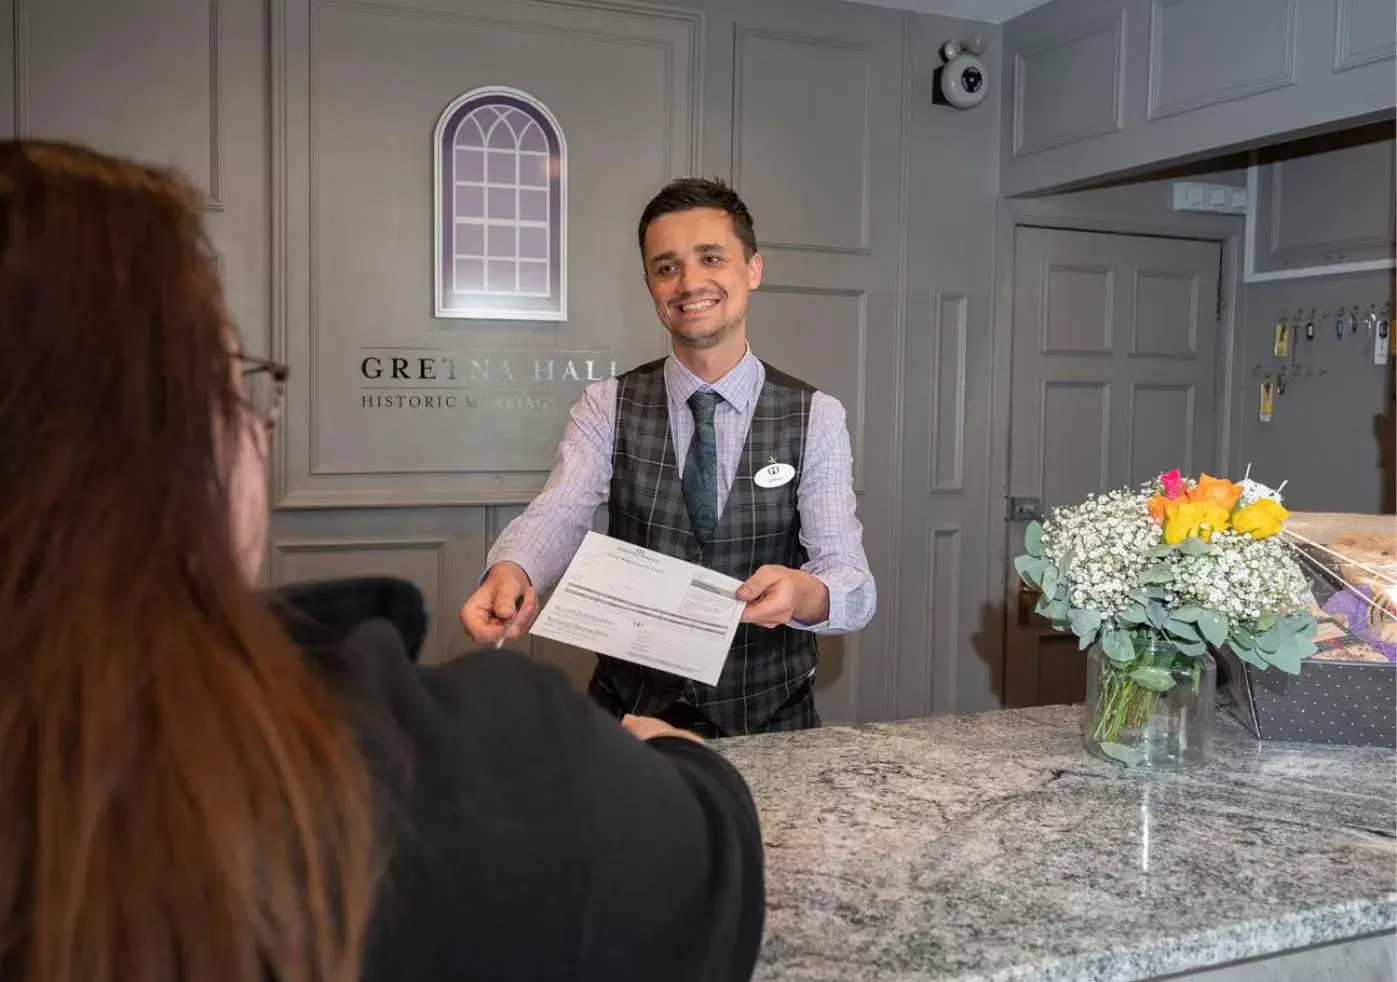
1336, 309, 1348, 338
1304, 309, 1315, 341
1274, 313, 1290, 358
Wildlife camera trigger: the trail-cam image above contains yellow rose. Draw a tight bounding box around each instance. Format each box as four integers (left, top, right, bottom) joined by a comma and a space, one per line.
1162, 500, 1231, 544
1232, 498, 1288, 539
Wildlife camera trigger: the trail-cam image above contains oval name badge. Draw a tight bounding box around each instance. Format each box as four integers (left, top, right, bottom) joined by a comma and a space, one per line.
754, 461, 795, 489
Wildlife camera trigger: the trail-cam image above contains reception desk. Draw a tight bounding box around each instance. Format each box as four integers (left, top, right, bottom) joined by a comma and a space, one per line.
718, 705, 1396, 982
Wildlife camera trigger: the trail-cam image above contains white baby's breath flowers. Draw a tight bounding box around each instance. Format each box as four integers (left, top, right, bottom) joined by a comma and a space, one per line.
1040, 490, 1162, 619
1038, 487, 1309, 629
1171, 531, 1309, 626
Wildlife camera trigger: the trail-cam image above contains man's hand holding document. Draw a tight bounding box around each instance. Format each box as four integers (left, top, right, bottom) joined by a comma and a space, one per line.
528, 532, 745, 685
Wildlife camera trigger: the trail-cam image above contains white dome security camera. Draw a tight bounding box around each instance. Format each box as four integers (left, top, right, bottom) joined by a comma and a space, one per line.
933, 39, 989, 110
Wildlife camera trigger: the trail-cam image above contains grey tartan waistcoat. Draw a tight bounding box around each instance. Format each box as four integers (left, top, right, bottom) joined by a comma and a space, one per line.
593, 358, 819, 735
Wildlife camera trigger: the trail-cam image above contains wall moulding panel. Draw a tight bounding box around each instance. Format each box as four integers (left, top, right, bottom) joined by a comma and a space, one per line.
731, 25, 872, 253
14, 0, 224, 208
746, 283, 869, 492
1001, 0, 1396, 197
271, 0, 698, 508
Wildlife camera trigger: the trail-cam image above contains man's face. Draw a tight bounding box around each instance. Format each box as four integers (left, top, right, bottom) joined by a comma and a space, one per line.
642, 207, 763, 350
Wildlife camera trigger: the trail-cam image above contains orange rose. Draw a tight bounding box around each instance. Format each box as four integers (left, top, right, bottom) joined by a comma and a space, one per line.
1193, 473, 1243, 512
1148, 495, 1169, 526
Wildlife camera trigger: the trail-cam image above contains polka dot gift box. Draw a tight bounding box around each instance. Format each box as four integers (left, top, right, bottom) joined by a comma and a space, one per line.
1220, 512, 1396, 749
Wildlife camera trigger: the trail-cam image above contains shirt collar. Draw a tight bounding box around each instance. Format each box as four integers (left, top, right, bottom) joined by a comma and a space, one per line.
664, 345, 763, 415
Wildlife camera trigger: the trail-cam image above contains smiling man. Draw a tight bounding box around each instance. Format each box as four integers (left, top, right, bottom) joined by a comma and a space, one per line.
459, 177, 875, 736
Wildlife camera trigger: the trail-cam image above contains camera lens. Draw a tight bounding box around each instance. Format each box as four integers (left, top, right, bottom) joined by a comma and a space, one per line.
961, 66, 983, 93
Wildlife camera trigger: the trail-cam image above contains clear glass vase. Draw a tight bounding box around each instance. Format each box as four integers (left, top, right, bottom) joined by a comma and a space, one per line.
1083, 637, 1216, 769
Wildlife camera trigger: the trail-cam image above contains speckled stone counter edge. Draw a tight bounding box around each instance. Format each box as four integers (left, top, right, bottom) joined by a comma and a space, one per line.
1002, 898, 1397, 982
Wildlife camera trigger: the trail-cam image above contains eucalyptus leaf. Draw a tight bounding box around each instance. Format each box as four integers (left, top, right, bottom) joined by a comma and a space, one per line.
1197, 609, 1229, 648
1177, 537, 1211, 556
1148, 544, 1174, 559
1048, 599, 1070, 621
1171, 606, 1204, 623
1255, 628, 1281, 655
1295, 637, 1318, 659
1281, 613, 1315, 641
1101, 627, 1136, 663
1014, 555, 1046, 587
1130, 666, 1177, 692
1098, 742, 1145, 767
1040, 565, 1060, 600
1069, 607, 1102, 639
1165, 618, 1201, 642
1172, 637, 1206, 658
1078, 632, 1095, 651
1035, 591, 1055, 616
1257, 611, 1278, 632
1119, 603, 1148, 625
1140, 564, 1176, 585
1230, 626, 1256, 651
1231, 645, 1268, 669
1061, 549, 1078, 574
1265, 639, 1303, 674
1146, 602, 1170, 630
1025, 521, 1044, 558
1139, 587, 1170, 601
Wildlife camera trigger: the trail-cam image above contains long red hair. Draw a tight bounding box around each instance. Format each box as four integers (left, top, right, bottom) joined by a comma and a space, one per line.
0, 142, 374, 982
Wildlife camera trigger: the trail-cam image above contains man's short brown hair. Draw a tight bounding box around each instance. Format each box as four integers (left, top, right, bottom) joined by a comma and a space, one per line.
637, 177, 757, 260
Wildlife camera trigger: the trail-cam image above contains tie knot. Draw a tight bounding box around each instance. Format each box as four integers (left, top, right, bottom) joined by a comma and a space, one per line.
688, 390, 720, 424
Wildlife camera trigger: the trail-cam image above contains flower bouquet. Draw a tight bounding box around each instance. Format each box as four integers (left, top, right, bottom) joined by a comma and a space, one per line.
1014, 469, 1317, 767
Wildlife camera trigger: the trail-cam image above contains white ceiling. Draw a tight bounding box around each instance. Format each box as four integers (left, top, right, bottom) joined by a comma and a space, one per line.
834, 0, 1051, 23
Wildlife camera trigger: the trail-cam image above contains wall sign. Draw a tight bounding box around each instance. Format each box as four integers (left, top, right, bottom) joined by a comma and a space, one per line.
358, 347, 616, 414
320, 346, 618, 476
433, 86, 568, 320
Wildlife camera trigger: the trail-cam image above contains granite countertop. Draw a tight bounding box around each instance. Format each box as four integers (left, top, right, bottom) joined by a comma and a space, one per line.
718, 706, 1397, 982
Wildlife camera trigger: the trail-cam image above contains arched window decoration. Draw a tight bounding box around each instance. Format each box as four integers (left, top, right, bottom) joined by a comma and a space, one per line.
434, 86, 566, 320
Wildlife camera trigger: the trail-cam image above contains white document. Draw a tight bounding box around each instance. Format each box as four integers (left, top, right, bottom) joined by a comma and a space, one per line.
529, 531, 746, 686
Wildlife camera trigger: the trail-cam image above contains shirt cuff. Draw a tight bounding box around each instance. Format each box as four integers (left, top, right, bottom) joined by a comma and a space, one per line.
479, 552, 542, 590
788, 573, 844, 634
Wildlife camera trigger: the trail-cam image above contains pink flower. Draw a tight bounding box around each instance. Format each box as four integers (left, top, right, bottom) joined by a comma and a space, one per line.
1159, 469, 1186, 499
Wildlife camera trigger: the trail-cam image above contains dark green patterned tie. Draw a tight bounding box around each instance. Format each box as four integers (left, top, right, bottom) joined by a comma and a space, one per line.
682, 390, 720, 545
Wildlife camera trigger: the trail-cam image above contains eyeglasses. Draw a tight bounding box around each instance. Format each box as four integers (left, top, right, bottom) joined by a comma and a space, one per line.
237, 354, 288, 429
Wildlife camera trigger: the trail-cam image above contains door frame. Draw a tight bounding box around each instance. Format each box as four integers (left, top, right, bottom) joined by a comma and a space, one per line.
984, 193, 1248, 709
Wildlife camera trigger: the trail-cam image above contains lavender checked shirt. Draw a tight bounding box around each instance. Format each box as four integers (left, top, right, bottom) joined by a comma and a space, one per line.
488, 348, 876, 634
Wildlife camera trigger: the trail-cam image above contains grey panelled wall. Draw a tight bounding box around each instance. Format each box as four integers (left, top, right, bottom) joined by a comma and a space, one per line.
1000, 0, 1397, 197
1232, 268, 1395, 514
898, 12, 1001, 717
4, 0, 1006, 723
1227, 129, 1396, 514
